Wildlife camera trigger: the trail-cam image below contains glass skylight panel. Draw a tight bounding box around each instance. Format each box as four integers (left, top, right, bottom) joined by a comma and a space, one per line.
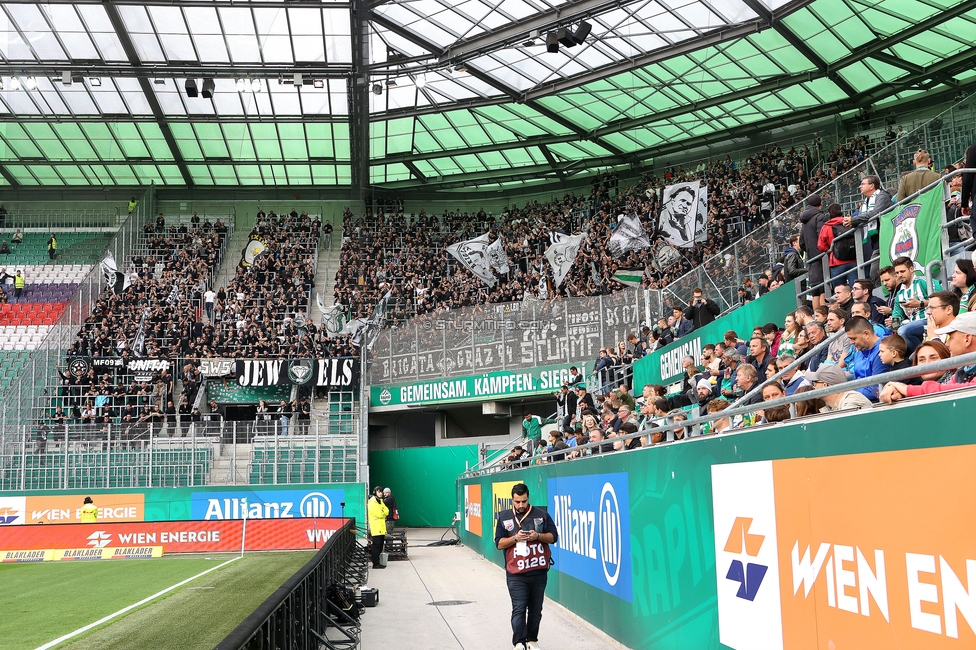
120, 6, 165, 62
5, 5, 63, 60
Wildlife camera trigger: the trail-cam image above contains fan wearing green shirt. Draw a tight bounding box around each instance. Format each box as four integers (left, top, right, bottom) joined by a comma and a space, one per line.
522, 412, 557, 458
892, 256, 941, 354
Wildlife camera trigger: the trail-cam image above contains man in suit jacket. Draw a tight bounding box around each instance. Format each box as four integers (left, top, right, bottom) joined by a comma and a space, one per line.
897, 150, 941, 201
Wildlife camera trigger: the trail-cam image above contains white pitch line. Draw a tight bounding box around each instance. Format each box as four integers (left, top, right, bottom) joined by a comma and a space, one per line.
35, 556, 242, 650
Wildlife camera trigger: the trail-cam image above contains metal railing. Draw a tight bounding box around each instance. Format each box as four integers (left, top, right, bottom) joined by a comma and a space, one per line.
367, 288, 661, 385
216, 518, 361, 650
0, 207, 122, 231
461, 349, 976, 478
0, 188, 154, 431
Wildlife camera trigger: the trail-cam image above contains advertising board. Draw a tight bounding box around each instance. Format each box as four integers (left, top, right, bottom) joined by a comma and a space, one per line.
0, 518, 346, 555
0, 484, 365, 528
463, 484, 482, 537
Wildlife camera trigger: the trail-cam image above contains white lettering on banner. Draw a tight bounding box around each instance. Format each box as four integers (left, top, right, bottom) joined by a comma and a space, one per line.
399, 379, 470, 404
203, 497, 295, 520
790, 541, 890, 622
659, 338, 702, 381
306, 529, 335, 543
552, 494, 597, 559
475, 373, 534, 396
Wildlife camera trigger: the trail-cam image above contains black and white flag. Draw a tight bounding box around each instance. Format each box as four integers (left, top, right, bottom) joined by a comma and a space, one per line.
446, 233, 496, 287
652, 244, 683, 272
239, 234, 268, 268
132, 309, 148, 358
486, 236, 511, 275
608, 213, 651, 258
659, 181, 708, 248
100, 251, 131, 295
316, 292, 347, 336
545, 231, 585, 288
348, 291, 390, 350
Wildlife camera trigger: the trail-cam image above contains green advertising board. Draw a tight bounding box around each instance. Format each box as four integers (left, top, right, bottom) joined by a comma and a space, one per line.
1, 483, 366, 526
458, 393, 976, 649
369, 362, 589, 409
633, 279, 798, 388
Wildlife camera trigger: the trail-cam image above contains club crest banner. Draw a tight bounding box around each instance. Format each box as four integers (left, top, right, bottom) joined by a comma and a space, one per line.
447, 233, 497, 287
608, 213, 651, 258
545, 232, 585, 288
486, 236, 511, 275
879, 185, 945, 274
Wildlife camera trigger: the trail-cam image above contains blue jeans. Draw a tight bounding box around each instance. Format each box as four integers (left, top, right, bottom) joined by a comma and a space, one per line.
829, 262, 857, 289
898, 319, 927, 355
507, 571, 548, 646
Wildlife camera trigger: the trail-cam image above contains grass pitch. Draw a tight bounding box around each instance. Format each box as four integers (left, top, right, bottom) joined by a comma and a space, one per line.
0, 551, 315, 650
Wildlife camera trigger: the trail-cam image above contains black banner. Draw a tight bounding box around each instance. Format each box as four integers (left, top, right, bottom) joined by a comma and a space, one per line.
235, 358, 358, 389
67, 357, 171, 379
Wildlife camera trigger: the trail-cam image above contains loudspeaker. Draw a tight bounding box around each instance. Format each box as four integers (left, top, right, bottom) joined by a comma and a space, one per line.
557, 28, 576, 48
573, 21, 592, 45
546, 31, 559, 53
201, 78, 215, 98
185, 79, 198, 97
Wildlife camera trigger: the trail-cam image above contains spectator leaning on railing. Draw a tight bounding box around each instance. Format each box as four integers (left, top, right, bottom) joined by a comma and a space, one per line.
880, 311, 976, 403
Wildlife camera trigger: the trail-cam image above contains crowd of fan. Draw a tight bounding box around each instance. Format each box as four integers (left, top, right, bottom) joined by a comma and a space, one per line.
507, 246, 976, 465
39, 209, 351, 445
336, 133, 892, 322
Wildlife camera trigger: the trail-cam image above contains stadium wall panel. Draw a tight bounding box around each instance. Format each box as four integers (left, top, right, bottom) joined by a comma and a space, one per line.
370, 445, 479, 527
458, 394, 976, 649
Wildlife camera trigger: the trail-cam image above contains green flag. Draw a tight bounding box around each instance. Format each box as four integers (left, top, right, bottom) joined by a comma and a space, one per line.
879, 184, 945, 275
612, 269, 644, 287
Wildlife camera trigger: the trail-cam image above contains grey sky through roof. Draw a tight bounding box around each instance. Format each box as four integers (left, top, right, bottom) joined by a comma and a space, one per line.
0, 0, 974, 188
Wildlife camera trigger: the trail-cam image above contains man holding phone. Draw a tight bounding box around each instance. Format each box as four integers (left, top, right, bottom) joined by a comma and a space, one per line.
495, 483, 559, 650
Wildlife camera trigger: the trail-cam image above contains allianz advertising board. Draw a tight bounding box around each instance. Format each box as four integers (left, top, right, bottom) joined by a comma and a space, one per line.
190, 488, 346, 520
548, 472, 632, 602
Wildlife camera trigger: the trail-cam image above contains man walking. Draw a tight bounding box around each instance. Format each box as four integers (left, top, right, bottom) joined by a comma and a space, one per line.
495, 483, 558, 650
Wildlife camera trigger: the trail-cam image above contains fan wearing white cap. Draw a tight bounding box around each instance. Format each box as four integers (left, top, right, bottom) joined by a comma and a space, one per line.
803, 365, 872, 413
881, 311, 976, 403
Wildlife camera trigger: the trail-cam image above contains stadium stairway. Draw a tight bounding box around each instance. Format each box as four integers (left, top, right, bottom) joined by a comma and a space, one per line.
212, 228, 252, 293
208, 443, 252, 485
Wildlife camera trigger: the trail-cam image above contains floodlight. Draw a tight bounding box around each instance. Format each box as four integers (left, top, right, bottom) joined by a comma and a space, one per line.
89, 77, 102, 86
557, 28, 576, 48
62, 71, 71, 86
201, 77, 215, 98
415, 73, 426, 89
236, 78, 247, 92
9, 77, 21, 90
251, 79, 262, 92
294, 72, 303, 86
25, 76, 37, 90
313, 79, 324, 88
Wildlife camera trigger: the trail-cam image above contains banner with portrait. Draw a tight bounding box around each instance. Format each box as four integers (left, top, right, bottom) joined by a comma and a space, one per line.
659, 182, 708, 248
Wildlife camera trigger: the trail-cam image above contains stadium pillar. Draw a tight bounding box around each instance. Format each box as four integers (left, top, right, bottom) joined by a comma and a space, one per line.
349, 0, 371, 203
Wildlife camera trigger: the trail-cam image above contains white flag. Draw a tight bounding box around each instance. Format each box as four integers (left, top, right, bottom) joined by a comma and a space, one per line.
446, 233, 496, 287
100, 251, 131, 295
660, 181, 708, 248
486, 236, 511, 274
545, 231, 585, 288
608, 213, 650, 258
349, 291, 391, 350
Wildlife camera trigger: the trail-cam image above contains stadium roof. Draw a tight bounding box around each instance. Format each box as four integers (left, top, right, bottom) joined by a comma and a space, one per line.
0, 0, 973, 189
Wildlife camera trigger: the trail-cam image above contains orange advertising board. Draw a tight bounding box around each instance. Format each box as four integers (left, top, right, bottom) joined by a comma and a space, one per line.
713, 446, 976, 649
464, 484, 482, 537
0, 494, 145, 525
